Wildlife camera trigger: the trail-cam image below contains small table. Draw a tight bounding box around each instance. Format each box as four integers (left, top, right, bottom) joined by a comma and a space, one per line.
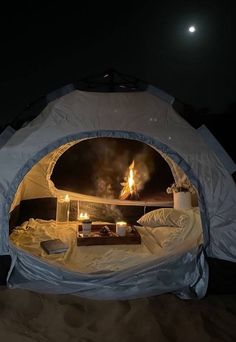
77, 223, 141, 246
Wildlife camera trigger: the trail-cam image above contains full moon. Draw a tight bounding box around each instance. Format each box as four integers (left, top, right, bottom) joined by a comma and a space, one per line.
188, 26, 196, 33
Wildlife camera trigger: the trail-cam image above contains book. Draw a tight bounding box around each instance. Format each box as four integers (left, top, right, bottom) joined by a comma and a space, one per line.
40, 239, 68, 254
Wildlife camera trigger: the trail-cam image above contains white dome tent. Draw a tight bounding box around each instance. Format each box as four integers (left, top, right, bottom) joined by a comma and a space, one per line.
0, 77, 235, 300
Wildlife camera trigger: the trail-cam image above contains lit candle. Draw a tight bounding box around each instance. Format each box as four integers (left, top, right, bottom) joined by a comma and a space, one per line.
56, 194, 70, 222
116, 221, 127, 236
64, 194, 70, 202
78, 212, 90, 221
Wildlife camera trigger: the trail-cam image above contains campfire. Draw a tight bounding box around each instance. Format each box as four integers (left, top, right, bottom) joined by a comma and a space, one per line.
120, 160, 139, 200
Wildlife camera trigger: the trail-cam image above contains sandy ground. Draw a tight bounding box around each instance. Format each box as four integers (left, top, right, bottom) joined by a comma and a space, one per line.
0, 289, 236, 342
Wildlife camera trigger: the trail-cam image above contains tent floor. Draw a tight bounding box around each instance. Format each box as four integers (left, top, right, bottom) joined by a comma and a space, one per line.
1, 255, 236, 295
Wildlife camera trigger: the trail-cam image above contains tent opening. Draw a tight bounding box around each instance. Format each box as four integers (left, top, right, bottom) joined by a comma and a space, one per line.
10, 137, 179, 227
49, 137, 177, 224
52, 137, 174, 199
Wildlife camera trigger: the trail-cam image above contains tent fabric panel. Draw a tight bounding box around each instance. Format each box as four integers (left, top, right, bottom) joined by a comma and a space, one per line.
0, 126, 16, 149
11, 154, 54, 211
0, 90, 209, 200
10, 142, 78, 211
46, 83, 75, 103
147, 85, 175, 104
27, 90, 209, 156
7, 242, 208, 300
198, 125, 236, 175
0, 198, 10, 254
208, 219, 236, 261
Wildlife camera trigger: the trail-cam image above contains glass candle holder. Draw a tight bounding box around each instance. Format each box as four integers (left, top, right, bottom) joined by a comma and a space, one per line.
56, 194, 70, 223
81, 219, 92, 237
116, 221, 127, 236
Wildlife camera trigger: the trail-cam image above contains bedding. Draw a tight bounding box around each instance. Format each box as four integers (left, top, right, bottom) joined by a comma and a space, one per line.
137, 208, 203, 250
10, 208, 203, 274
137, 207, 193, 228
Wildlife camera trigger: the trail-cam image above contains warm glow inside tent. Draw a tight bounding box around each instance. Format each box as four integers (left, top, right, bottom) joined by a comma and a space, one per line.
0, 88, 235, 300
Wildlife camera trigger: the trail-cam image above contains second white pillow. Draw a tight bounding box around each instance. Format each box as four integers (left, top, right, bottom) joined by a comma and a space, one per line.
137, 208, 190, 228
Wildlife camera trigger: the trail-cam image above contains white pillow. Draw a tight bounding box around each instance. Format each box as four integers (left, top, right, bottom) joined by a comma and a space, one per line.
150, 226, 184, 248
137, 208, 190, 228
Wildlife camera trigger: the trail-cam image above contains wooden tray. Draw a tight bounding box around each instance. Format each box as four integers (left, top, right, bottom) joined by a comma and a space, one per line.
77, 224, 141, 246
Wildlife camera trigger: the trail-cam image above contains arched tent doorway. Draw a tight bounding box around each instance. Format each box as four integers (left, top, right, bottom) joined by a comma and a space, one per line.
9, 129, 207, 238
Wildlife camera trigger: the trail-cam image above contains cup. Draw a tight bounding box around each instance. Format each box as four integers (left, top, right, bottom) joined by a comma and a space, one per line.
82, 219, 92, 237
116, 221, 127, 237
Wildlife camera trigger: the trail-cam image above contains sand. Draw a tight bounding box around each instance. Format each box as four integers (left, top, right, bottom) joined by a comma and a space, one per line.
0, 288, 236, 342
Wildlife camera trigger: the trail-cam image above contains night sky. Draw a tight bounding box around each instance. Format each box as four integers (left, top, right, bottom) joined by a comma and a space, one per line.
0, 1, 235, 159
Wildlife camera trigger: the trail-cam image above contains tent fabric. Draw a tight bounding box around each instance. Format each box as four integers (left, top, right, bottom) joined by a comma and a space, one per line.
46, 83, 75, 103
147, 85, 175, 104
197, 124, 236, 175
10, 142, 78, 210
0, 89, 235, 299
0, 126, 16, 148
7, 243, 208, 300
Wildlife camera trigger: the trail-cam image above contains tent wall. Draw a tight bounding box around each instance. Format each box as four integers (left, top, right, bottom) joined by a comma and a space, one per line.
198, 124, 236, 175
0, 126, 16, 149
10, 142, 77, 211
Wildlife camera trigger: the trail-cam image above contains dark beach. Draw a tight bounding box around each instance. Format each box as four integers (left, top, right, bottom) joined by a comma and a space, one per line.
1, 289, 235, 341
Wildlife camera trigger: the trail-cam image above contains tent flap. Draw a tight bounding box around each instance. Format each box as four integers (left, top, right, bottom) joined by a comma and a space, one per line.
8, 244, 208, 300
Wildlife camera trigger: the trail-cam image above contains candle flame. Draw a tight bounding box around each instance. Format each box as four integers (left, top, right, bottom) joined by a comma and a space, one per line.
79, 212, 90, 220
116, 221, 127, 226
65, 194, 70, 202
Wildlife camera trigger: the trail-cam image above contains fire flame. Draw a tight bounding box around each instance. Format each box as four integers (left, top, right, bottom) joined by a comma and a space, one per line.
120, 160, 138, 200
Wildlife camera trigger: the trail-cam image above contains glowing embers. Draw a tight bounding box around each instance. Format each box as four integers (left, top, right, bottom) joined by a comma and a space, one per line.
120, 160, 139, 200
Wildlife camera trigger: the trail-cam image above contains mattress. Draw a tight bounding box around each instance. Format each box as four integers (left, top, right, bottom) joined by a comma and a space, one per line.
10, 208, 203, 274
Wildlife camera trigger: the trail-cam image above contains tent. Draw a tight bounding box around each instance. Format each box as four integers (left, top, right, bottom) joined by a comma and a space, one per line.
0, 79, 235, 300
